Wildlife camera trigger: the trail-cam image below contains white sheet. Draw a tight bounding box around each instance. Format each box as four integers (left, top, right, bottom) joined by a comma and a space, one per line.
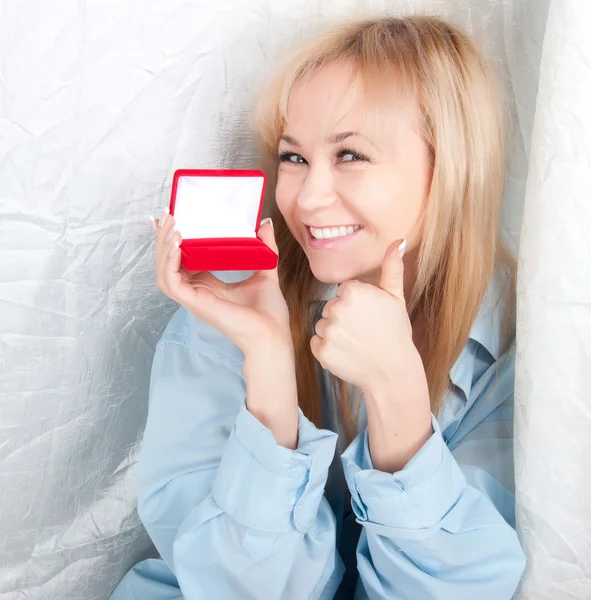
514, 1, 591, 598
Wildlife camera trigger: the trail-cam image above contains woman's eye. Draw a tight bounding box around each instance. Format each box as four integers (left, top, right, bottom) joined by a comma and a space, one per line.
277, 148, 368, 164
278, 152, 306, 164
335, 148, 369, 162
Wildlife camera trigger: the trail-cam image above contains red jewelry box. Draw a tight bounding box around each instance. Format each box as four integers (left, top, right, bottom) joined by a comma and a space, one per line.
169, 169, 278, 272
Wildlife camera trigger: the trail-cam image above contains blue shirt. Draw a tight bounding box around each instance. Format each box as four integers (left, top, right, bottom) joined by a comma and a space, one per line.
110, 267, 525, 600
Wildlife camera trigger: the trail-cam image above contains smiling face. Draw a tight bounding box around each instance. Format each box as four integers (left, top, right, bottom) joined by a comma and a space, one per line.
275, 61, 433, 286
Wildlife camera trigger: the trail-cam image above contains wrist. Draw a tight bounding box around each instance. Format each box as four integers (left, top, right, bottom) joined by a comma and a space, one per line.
363, 369, 433, 473
363, 347, 429, 408
242, 337, 299, 450
242, 335, 295, 381
363, 376, 429, 409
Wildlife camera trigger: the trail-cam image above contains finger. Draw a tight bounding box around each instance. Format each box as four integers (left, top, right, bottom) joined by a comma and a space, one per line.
379, 237, 406, 302
156, 215, 181, 280
179, 265, 205, 283
321, 297, 339, 318
310, 334, 323, 362
335, 279, 359, 298
161, 234, 183, 292
149, 215, 158, 233
156, 206, 169, 235
184, 271, 233, 295
155, 212, 183, 295
313, 316, 328, 338
178, 265, 191, 282
176, 271, 245, 311
155, 209, 175, 254
158, 225, 182, 277
256, 217, 279, 281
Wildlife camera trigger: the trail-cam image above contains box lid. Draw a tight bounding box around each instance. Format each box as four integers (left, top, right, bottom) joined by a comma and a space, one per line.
169, 169, 267, 240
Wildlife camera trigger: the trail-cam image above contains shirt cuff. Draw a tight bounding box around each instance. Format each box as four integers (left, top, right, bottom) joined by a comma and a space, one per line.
341, 414, 466, 537
212, 406, 338, 534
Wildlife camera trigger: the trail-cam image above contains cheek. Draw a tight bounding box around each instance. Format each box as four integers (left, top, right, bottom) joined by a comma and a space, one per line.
363, 170, 428, 232
275, 173, 302, 240
275, 171, 303, 219
274, 177, 291, 213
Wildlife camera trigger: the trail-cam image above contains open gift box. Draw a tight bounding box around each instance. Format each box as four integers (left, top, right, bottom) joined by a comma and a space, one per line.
169, 169, 278, 272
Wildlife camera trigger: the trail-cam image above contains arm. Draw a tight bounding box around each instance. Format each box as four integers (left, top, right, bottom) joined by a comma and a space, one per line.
343, 343, 526, 599
137, 308, 345, 599
241, 339, 300, 450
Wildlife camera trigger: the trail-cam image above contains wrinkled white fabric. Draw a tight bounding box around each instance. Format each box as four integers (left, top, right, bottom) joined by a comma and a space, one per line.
514, 1, 591, 599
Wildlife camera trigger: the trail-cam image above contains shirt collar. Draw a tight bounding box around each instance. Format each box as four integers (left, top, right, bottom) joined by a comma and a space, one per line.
449, 265, 514, 399
467, 265, 514, 361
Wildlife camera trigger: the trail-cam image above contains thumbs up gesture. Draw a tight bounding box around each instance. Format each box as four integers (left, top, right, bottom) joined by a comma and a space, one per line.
310, 238, 428, 397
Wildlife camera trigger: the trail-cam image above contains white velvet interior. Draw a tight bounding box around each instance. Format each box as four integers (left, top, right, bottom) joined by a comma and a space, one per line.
174, 175, 264, 239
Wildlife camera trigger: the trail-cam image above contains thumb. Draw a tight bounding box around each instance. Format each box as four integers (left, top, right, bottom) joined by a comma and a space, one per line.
379, 237, 406, 301
256, 217, 279, 280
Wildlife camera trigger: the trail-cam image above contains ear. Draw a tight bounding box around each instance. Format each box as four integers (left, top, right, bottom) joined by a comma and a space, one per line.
379, 238, 406, 301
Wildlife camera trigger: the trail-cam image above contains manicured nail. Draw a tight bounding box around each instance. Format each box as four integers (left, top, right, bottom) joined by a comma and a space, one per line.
398, 237, 407, 258
260, 217, 273, 228
159, 206, 169, 228
149, 215, 157, 233
165, 225, 177, 243
169, 240, 180, 258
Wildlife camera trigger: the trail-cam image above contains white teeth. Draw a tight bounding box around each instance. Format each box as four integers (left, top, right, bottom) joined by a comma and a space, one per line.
309, 225, 361, 240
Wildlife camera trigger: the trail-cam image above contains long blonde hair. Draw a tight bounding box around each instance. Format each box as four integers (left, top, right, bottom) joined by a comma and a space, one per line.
251, 15, 515, 441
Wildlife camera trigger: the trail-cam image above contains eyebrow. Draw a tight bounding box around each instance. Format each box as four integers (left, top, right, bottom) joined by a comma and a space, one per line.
279, 131, 378, 149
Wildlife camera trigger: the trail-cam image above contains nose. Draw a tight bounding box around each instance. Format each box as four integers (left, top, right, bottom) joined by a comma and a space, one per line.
296, 163, 338, 213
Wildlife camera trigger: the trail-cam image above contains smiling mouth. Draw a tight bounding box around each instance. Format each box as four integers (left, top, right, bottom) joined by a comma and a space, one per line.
308, 225, 362, 240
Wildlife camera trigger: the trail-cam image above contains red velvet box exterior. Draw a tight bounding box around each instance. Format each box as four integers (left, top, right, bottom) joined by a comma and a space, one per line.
169, 169, 278, 272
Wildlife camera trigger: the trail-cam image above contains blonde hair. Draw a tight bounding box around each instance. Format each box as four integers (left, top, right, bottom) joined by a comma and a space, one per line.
251, 15, 515, 441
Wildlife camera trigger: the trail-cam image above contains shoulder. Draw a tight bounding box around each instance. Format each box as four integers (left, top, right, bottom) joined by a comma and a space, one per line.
470, 261, 516, 362
157, 270, 252, 376
441, 262, 516, 442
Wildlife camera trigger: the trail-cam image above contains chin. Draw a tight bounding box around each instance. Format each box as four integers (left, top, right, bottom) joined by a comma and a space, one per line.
309, 261, 366, 285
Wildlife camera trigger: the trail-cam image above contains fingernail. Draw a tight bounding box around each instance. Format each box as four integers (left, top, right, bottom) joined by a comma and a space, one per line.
165, 225, 177, 243
398, 237, 407, 258
169, 240, 180, 258
260, 217, 273, 228
149, 216, 157, 233
159, 207, 169, 228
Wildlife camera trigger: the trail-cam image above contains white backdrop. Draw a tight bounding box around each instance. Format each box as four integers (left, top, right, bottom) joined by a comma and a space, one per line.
0, 0, 589, 598
514, 1, 591, 598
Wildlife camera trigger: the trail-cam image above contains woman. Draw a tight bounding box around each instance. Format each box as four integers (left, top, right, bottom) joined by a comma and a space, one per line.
111, 14, 526, 600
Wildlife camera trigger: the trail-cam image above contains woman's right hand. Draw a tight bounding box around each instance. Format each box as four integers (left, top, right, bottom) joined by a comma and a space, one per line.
152, 208, 292, 355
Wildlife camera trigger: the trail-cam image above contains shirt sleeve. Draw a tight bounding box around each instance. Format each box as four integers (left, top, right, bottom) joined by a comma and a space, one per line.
136, 310, 345, 600
341, 343, 526, 600
173, 405, 344, 600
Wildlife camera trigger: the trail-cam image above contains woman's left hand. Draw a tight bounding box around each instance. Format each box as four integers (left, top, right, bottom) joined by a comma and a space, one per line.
310, 239, 428, 400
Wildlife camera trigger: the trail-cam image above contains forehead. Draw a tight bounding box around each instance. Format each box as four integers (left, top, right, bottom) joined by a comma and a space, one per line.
283, 61, 417, 143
